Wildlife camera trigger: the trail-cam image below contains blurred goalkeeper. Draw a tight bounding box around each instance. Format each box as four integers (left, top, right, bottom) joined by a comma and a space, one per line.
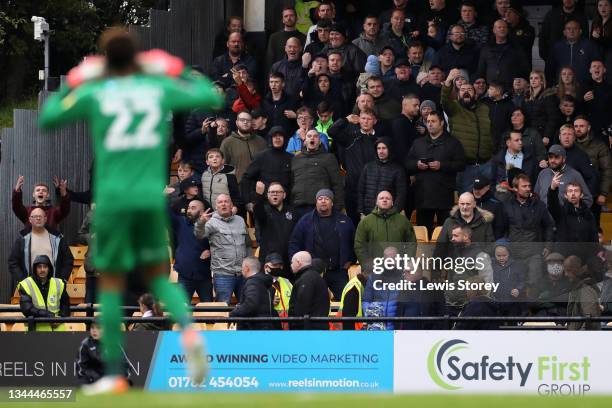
39, 27, 223, 395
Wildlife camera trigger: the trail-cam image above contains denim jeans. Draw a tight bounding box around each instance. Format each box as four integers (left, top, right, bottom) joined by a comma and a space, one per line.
456, 160, 493, 194
178, 276, 213, 302
213, 274, 244, 303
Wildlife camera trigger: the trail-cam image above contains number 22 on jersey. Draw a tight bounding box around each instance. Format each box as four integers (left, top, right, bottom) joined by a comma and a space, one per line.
100, 87, 163, 151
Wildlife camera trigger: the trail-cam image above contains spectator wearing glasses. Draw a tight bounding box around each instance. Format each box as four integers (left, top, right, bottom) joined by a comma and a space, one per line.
9, 208, 73, 285
286, 107, 330, 155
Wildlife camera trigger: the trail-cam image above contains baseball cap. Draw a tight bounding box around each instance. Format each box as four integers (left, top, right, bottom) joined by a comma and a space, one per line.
548, 144, 566, 158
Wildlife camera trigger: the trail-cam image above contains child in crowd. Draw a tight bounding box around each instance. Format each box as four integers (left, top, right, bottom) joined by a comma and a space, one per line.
200, 148, 241, 212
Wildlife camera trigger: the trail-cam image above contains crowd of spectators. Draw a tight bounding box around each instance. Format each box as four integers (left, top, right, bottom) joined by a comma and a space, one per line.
8, 0, 612, 330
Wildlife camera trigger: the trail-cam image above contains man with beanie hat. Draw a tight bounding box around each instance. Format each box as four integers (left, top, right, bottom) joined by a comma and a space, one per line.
358, 138, 407, 217
289, 188, 355, 299
241, 126, 292, 207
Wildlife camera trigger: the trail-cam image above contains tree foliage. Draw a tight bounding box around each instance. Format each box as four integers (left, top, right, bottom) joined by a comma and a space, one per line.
0, 0, 159, 104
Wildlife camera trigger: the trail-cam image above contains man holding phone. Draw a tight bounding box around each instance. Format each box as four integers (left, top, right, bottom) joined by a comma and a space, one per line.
406, 111, 466, 238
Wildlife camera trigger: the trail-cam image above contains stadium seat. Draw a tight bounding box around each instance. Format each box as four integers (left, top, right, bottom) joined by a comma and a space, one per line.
65, 322, 87, 331
72, 265, 86, 284
10, 289, 19, 305
0, 306, 24, 332
431, 226, 443, 242
413, 226, 429, 243
10, 323, 26, 332
66, 283, 86, 304
248, 227, 258, 248
193, 302, 229, 330
69, 245, 88, 266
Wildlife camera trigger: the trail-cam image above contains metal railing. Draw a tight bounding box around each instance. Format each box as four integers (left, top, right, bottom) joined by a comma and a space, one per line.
1, 304, 611, 331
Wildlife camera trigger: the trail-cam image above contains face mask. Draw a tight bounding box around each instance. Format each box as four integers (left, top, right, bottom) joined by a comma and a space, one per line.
547, 263, 564, 278
267, 267, 284, 277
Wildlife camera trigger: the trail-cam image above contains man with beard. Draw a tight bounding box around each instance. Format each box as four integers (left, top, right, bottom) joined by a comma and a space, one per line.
352, 14, 386, 57
574, 116, 611, 225
441, 68, 493, 193
534, 144, 593, 207
169, 199, 213, 301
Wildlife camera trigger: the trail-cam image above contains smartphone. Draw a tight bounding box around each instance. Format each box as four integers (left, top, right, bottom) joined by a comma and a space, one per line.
420, 157, 434, 163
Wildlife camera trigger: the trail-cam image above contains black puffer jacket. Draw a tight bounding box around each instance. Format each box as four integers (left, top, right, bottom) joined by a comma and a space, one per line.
502, 194, 555, 258
357, 138, 407, 215
406, 132, 466, 209
229, 272, 279, 330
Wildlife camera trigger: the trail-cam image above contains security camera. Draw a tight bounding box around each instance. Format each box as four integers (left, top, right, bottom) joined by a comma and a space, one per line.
31, 16, 49, 41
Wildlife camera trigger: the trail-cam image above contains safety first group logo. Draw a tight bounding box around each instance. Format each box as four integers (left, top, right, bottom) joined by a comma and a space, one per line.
427, 339, 592, 395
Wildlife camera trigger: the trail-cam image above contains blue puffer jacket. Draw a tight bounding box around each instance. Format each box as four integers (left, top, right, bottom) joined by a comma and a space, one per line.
362, 270, 401, 330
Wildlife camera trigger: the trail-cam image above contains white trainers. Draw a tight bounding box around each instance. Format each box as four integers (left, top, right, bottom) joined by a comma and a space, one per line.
181, 327, 209, 386
81, 375, 129, 396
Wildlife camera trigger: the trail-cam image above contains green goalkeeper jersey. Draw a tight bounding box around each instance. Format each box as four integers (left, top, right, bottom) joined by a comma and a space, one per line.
39, 71, 223, 210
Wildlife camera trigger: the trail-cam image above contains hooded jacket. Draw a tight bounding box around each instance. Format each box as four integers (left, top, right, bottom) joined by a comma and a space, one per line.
354, 207, 416, 265
18, 255, 70, 319
437, 205, 495, 246
220, 131, 267, 183
357, 138, 407, 215
290, 146, 345, 208
8, 226, 73, 283
194, 212, 248, 276
230, 272, 278, 330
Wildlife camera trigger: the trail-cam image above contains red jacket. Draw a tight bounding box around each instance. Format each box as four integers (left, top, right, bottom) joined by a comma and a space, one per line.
232, 83, 261, 112
12, 190, 70, 229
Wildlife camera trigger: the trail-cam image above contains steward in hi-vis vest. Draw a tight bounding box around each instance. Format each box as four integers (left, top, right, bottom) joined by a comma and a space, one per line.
18, 255, 70, 331
336, 274, 368, 330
